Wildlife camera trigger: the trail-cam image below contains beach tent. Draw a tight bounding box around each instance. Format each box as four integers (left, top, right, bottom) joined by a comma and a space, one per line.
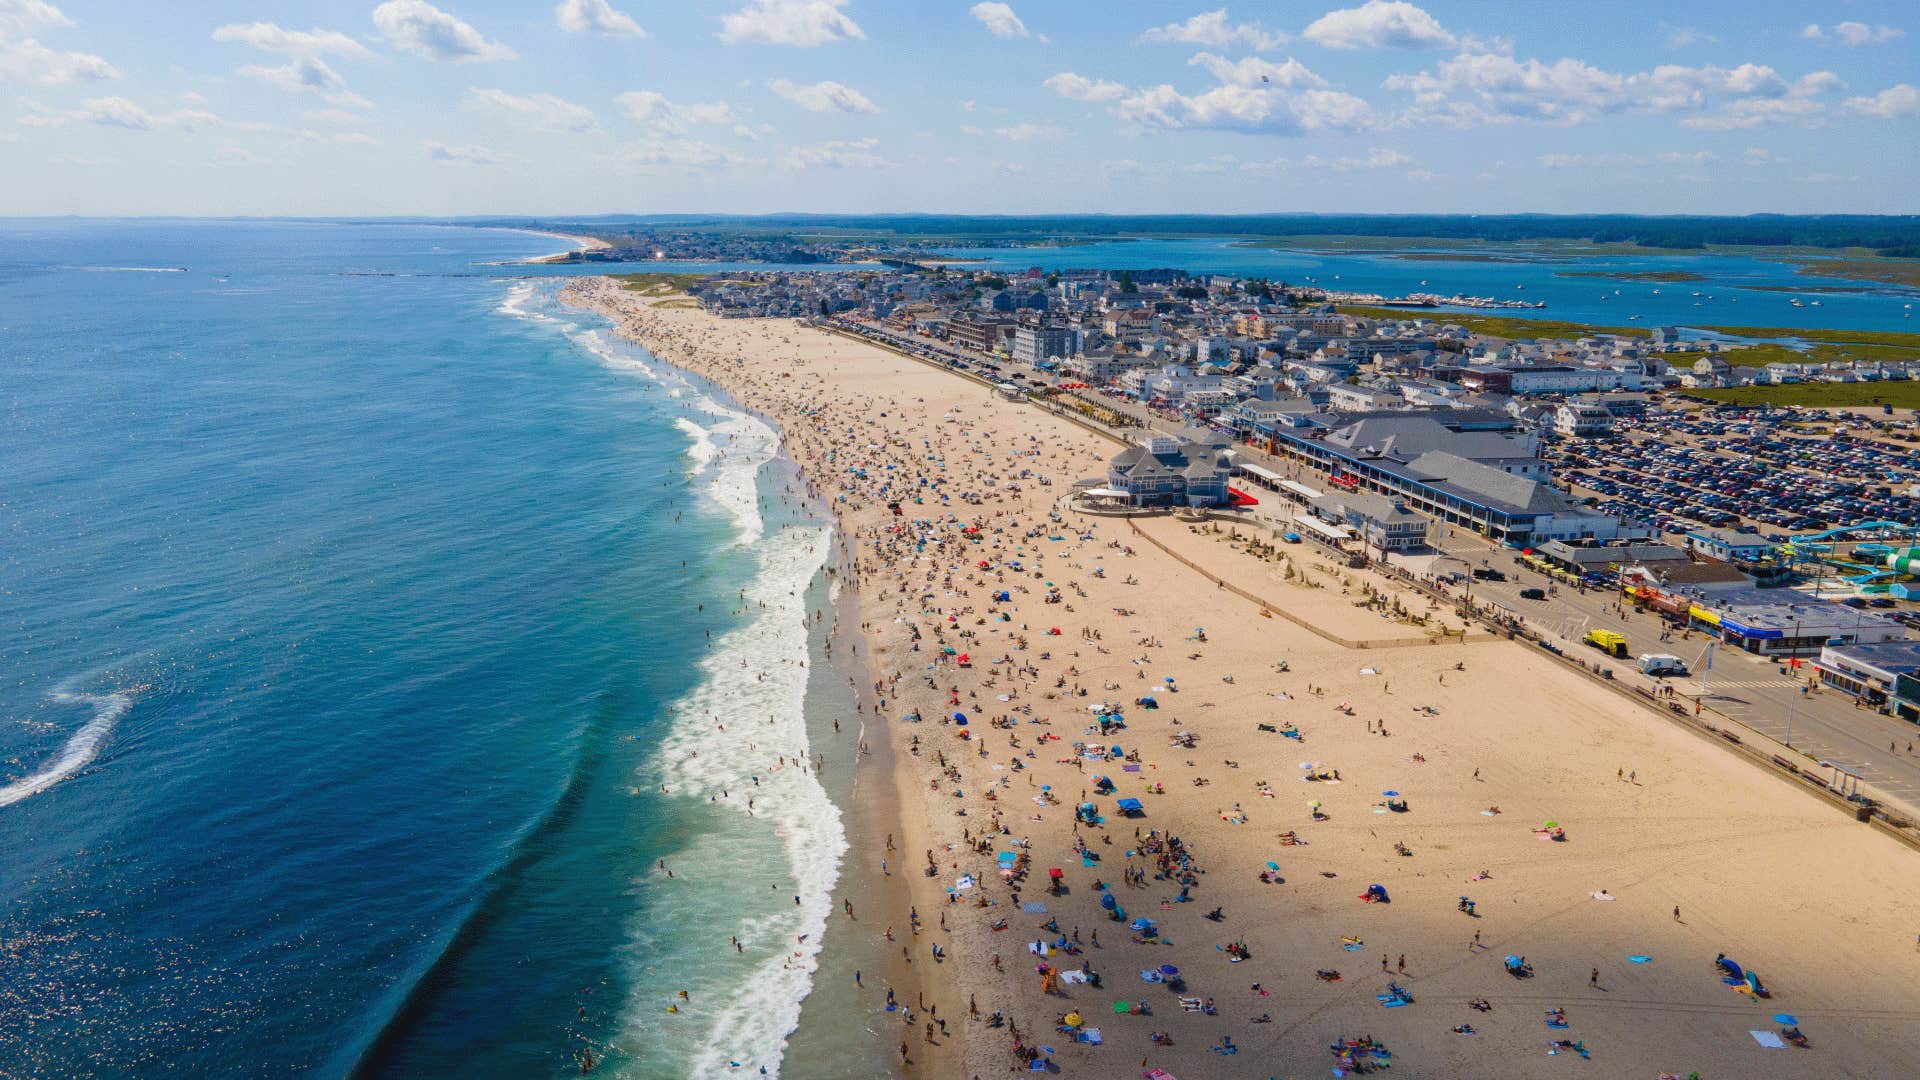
1116, 798, 1145, 816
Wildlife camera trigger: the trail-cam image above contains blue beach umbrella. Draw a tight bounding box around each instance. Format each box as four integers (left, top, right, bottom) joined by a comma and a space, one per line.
1383, 790, 1400, 797
1773, 1013, 1799, 1025
1158, 964, 1179, 976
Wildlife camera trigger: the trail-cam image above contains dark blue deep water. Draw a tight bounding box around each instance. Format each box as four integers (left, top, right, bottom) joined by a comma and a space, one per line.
0, 221, 843, 1078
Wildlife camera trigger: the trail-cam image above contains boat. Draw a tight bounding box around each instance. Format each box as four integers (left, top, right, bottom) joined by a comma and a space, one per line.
1810, 300, 1822, 307
1790, 299, 1804, 307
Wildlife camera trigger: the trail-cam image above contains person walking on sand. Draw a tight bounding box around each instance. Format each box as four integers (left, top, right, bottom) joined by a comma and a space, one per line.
1590, 967, 1600, 988
1381, 954, 1389, 974
1674, 906, 1681, 922
1397, 954, 1406, 974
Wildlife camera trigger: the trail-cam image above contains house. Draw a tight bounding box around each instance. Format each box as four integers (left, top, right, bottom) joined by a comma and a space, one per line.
1552, 400, 1615, 438
1105, 435, 1232, 507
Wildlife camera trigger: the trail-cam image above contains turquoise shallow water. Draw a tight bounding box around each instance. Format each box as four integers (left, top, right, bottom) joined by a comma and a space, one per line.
0, 221, 843, 1077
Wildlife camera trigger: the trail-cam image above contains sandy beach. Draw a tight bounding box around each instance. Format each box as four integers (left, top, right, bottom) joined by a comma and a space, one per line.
516, 229, 613, 263
565, 276, 1920, 1080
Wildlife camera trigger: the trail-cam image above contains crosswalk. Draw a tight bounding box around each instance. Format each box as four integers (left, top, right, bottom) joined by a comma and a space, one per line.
1677, 678, 1797, 691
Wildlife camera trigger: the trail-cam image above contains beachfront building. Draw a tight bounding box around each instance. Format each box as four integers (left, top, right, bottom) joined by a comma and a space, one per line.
1309, 491, 1429, 552
1249, 410, 1643, 546
1682, 592, 1908, 656
1813, 642, 1920, 711
1684, 527, 1779, 564
1013, 323, 1075, 368
1104, 435, 1232, 508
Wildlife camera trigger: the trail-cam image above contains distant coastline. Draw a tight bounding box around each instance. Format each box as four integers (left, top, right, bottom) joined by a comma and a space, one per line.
505, 228, 612, 264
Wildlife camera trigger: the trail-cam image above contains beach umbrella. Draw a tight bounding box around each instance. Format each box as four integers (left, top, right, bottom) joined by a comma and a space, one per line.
1773, 1013, 1799, 1025
1542, 820, 1559, 829
952, 711, 968, 721
1158, 964, 1179, 976
1382, 790, 1400, 797
1265, 861, 1280, 871
1064, 1012, 1082, 1027
1309, 799, 1323, 809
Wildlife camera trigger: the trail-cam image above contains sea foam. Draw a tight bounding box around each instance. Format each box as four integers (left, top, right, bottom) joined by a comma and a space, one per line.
0, 689, 135, 809
502, 282, 846, 1076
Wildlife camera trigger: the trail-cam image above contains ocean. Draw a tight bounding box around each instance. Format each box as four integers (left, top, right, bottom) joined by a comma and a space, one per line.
0, 220, 861, 1078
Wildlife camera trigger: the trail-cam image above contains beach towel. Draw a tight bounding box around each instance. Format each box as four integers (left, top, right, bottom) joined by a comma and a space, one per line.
1628, 955, 1651, 964
1079, 1028, 1102, 1044
1751, 1031, 1785, 1048
1123, 764, 1141, 772
1376, 995, 1410, 1009
1021, 902, 1048, 914
1590, 891, 1615, 901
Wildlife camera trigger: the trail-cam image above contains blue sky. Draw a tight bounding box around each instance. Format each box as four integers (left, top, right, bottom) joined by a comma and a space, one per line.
3, 0, 1916, 216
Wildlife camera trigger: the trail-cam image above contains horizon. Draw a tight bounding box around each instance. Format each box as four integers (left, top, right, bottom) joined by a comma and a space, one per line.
2, 1, 1915, 217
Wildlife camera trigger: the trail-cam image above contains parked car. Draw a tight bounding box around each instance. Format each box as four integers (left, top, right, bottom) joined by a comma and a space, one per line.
1519, 587, 1547, 600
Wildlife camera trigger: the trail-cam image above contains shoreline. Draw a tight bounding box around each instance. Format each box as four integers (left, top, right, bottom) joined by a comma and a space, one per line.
565, 275, 1920, 1080
507, 228, 613, 264
556, 286, 929, 1076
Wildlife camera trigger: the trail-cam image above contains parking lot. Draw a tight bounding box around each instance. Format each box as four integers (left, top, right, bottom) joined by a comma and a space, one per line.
1551, 408, 1920, 538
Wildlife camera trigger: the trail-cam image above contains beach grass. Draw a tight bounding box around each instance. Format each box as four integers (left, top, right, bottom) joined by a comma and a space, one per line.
1334, 305, 1653, 339
1683, 382, 1920, 408
612, 271, 709, 294
1792, 258, 1920, 289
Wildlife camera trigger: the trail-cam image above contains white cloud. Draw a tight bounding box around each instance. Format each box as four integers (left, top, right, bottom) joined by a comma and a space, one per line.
19, 94, 225, 130
1390, 53, 1847, 128
616, 139, 749, 168
1303, 1, 1455, 50
374, 1, 516, 62
0, 0, 70, 36
1802, 21, 1903, 46
1845, 83, 1920, 119
331, 131, 379, 145
614, 90, 736, 129
1117, 82, 1370, 134
1187, 52, 1326, 88
239, 57, 372, 109
211, 22, 372, 57
0, 35, 116, 82
1139, 10, 1288, 51
969, 2, 1027, 39
718, 0, 864, 47
0, 5, 117, 84
1538, 152, 1645, 168
1305, 146, 1413, 170
994, 121, 1055, 141
467, 87, 596, 132
421, 139, 501, 164
555, 0, 646, 38
780, 136, 894, 168
1742, 147, 1784, 164
1043, 71, 1126, 102
768, 77, 879, 114
1663, 25, 1715, 49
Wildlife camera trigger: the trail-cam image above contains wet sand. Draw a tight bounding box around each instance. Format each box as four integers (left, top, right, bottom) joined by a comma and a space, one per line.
565, 277, 1920, 1080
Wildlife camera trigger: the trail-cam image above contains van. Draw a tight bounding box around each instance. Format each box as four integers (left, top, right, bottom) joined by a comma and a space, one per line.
1583, 629, 1629, 658
1637, 653, 1688, 676
1471, 568, 1507, 582
1519, 587, 1547, 600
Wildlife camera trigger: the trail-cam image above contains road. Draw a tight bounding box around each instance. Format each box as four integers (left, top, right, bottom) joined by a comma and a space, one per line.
1395, 539, 1920, 811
